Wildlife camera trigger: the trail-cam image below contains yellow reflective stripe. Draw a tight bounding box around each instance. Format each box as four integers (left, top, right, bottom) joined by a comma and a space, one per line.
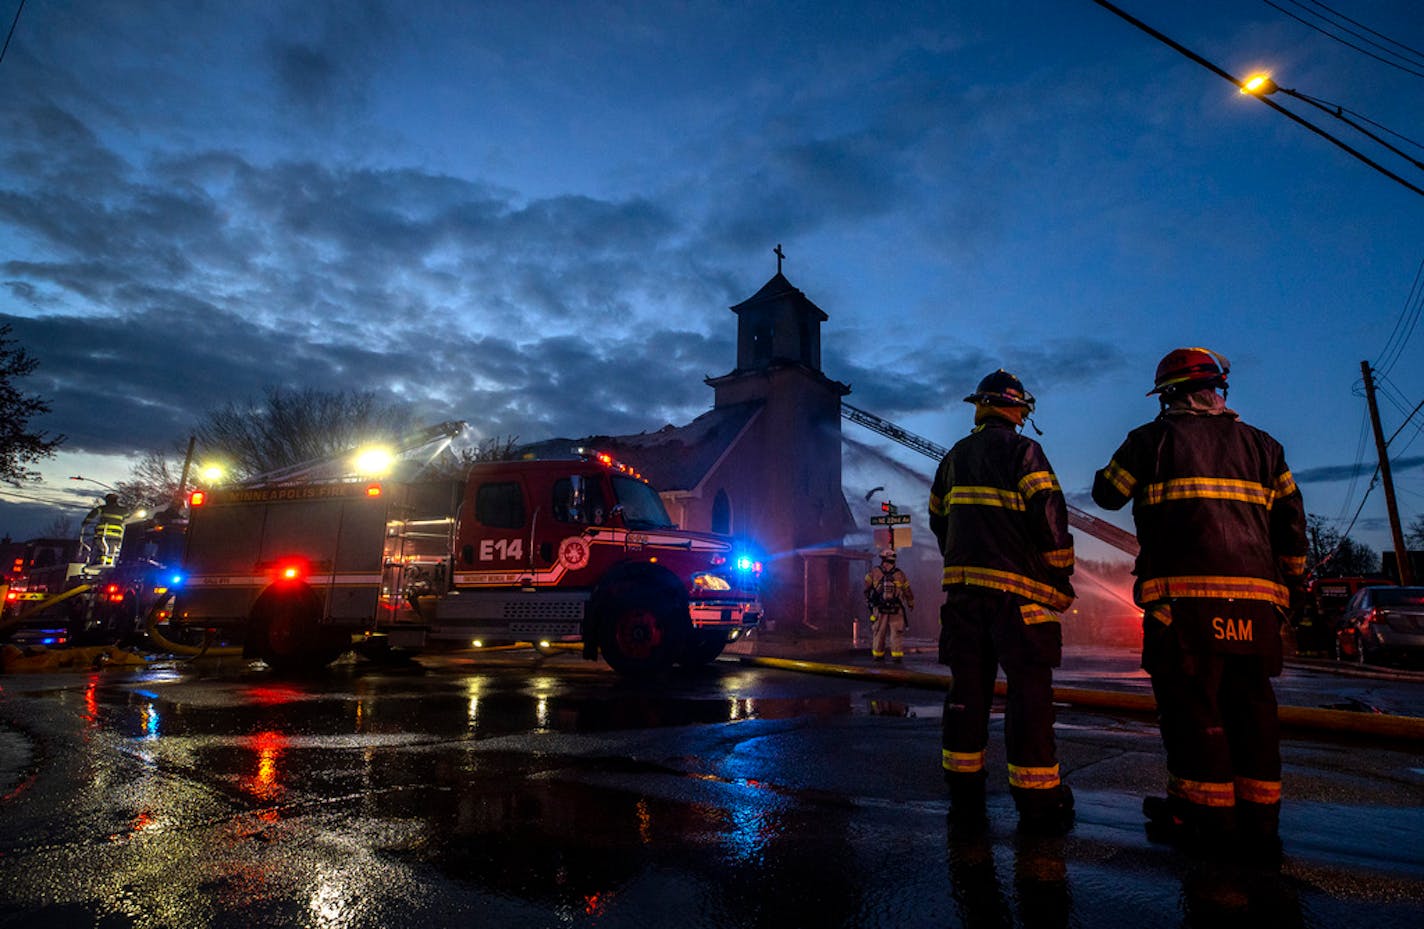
942, 566, 1073, 612
943, 749, 986, 774
1017, 470, 1060, 499
1147, 602, 1173, 627
1101, 460, 1135, 496
1234, 777, 1281, 805
1139, 477, 1273, 507
1019, 602, 1058, 625
947, 486, 1024, 511
1169, 775, 1236, 808
929, 492, 947, 516
1279, 554, 1306, 576
1275, 470, 1298, 497
1139, 575, 1290, 607
1008, 763, 1061, 790
1042, 546, 1073, 570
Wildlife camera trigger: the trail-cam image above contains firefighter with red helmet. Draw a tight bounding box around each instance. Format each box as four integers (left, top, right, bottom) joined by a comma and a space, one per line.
1092, 347, 1307, 856
929, 369, 1076, 834
865, 547, 915, 662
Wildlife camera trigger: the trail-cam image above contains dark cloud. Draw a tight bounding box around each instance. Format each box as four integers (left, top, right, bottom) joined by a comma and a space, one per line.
826, 336, 1128, 418
1293, 457, 1423, 485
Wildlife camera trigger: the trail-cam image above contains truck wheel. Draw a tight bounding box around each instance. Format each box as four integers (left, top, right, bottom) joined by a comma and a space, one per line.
678, 630, 729, 667
251, 586, 348, 671
590, 562, 690, 676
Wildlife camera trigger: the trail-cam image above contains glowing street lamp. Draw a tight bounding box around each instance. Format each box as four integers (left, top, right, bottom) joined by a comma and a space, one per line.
1240, 73, 1278, 96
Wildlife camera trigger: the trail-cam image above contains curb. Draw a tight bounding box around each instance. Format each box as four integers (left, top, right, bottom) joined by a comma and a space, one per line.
736, 655, 1424, 744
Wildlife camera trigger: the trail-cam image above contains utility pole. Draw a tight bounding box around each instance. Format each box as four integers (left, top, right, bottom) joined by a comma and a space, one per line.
1360, 361, 1413, 584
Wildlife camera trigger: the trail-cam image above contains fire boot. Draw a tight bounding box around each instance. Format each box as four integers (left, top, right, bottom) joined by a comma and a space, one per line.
1235, 800, 1283, 865
1015, 784, 1074, 836
945, 770, 988, 830
1144, 795, 1234, 853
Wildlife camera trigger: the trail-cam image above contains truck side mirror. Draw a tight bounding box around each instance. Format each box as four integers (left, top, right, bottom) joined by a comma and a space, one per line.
568, 475, 586, 524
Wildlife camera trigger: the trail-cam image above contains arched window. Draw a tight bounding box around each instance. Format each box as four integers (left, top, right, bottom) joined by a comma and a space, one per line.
711, 489, 732, 535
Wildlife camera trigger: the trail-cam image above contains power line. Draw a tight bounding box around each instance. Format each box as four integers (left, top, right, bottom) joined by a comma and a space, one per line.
1091, 0, 1424, 198
1263, 0, 1424, 77
1375, 256, 1424, 377
0, 0, 24, 66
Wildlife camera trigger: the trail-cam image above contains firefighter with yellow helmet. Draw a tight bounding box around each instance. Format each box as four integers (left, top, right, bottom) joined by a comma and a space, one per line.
865, 547, 915, 662
1092, 347, 1307, 857
80, 493, 130, 568
929, 369, 1076, 834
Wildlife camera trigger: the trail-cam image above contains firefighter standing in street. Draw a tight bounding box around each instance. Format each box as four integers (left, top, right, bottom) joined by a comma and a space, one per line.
929, 370, 1076, 834
80, 493, 129, 567
1091, 347, 1307, 856
865, 547, 915, 662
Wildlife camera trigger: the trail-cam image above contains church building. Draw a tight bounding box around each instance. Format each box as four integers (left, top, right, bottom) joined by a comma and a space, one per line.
536, 262, 867, 631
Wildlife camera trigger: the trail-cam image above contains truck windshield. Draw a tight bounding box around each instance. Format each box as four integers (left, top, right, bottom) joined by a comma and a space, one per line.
611, 477, 675, 530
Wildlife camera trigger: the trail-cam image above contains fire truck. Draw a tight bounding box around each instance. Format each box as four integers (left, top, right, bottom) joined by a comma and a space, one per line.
1, 517, 183, 648
174, 446, 764, 674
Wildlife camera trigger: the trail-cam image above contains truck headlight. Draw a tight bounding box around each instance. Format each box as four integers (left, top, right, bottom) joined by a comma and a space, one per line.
691, 572, 732, 591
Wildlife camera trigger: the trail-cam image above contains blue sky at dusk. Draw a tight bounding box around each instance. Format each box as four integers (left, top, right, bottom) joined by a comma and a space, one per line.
1, 0, 1421, 558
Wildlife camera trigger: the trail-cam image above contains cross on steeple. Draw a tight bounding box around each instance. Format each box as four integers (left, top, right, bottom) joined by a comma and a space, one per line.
774, 243, 785, 274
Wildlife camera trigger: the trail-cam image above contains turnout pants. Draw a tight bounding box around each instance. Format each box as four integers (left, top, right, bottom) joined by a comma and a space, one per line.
871, 609, 906, 659
939, 586, 1063, 815
1142, 607, 1282, 840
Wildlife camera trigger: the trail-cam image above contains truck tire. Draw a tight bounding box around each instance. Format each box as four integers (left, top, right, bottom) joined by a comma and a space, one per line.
678, 630, 729, 668
250, 586, 349, 671
590, 562, 690, 676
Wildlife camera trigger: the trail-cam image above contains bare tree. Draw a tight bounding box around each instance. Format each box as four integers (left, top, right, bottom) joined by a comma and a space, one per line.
194, 387, 415, 480
42, 513, 74, 539
1407, 513, 1424, 551
1306, 514, 1379, 576
0, 325, 65, 485
116, 447, 190, 510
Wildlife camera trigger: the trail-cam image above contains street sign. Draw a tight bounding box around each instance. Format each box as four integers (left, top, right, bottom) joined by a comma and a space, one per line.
870, 514, 911, 526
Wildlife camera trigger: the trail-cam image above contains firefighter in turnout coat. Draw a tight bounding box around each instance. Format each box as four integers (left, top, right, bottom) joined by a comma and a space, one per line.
929, 370, 1076, 834
1092, 347, 1307, 855
865, 548, 915, 662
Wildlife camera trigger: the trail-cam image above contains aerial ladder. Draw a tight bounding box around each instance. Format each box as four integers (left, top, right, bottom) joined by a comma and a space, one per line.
841, 402, 1140, 557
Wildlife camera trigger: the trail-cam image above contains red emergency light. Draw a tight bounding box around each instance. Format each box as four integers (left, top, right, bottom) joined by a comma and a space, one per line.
270, 559, 309, 584
189, 490, 206, 507
103, 583, 124, 604
365, 483, 382, 498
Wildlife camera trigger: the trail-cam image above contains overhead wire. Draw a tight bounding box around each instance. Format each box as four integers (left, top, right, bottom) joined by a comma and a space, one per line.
0, 0, 22, 66
1262, 0, 1424, 79
1375, 256, 1424, 378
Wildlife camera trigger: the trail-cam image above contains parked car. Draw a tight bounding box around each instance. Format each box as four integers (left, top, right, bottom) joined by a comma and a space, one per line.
1335, 586, 1424, 666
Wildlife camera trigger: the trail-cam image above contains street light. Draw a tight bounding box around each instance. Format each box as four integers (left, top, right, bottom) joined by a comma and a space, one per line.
69, 475, 119, 493
1240, 73, 1277, 96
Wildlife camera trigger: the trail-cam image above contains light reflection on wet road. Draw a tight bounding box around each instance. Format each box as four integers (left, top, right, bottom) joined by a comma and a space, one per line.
0, 653, 1420, 928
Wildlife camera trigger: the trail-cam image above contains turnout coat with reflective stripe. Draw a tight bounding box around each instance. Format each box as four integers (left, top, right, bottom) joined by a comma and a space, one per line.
1091, 409, 1307, 609
928, 418, 1075, 611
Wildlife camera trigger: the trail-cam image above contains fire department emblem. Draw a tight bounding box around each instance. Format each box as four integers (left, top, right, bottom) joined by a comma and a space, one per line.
557, 536, 591, 570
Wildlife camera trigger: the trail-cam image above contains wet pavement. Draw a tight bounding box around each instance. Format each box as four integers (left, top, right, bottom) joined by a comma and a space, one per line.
0, 647, 1420, 928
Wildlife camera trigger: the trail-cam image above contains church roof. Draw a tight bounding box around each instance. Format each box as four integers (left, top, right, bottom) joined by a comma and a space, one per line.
730, 272, 828, 322
518, 400, 763, 493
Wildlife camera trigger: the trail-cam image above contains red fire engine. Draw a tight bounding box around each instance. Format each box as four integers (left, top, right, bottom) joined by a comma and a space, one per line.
174, 447, 763, 674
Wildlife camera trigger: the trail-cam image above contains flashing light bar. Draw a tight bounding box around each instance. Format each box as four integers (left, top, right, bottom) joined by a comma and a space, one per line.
573, 447, 644, 481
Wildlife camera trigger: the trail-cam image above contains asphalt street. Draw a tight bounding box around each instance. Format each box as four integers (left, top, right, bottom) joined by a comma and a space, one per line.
0, 646, 1420, 929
